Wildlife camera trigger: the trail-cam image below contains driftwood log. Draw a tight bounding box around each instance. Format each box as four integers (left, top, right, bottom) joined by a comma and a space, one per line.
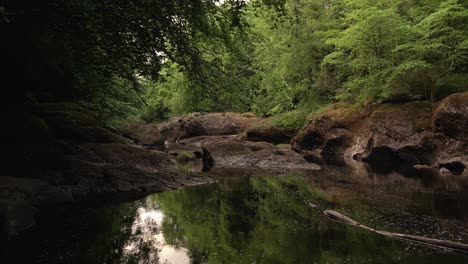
323, 210, 468, 256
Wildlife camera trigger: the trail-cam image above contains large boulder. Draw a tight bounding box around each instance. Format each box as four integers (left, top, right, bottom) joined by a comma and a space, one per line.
204, 141, 320, 171
117, 120, 164, 146
0, 176, 73, 237
40, 102, 128, 144
432, 92, 468, 141
364, 101, 432, 150
158, 112, 261, 141
422, 93, 467, 175
356, 102, 435, 173
3, 109, 63, 176
292, 103, 366, 163
3, 102, 213, 199
244, 122, 296, 145
292, 101, 444, 174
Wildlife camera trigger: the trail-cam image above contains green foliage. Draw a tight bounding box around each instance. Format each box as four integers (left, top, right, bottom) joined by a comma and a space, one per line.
5, 0, 467, 122
269, 110, 308, 130
139, 28, 260, 119
247, 0, 339, 115
323, 7, 411, 103
320, 0, 467, 104
392, 0, 468, 103
3, 0, 253, 122
79, 76, 144, 129
141, 0, 467, 119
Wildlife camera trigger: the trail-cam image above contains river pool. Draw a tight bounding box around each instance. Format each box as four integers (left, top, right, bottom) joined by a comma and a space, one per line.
3, 165, 468, 263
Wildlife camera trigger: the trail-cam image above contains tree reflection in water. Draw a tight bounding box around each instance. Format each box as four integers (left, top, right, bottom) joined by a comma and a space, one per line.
4, 172, 468, 264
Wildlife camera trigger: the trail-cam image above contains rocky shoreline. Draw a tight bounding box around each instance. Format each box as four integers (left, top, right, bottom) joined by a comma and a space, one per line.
292, 92, 467, 177
1, 92, 467, 237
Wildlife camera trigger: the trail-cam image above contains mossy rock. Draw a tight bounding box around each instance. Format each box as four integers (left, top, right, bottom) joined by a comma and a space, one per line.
40, 102, 98, 127
245, 111, 307, 144
5, 110, 53, 144
39, 102, 127, 143
117, 120, 164, 146
432, 92, 468, 141
175, 150, 199, 162
371, 101, 432, 132
3, 110, 65, 176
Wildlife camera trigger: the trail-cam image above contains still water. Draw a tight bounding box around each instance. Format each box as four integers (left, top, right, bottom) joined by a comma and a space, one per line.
4, 166, 468, 263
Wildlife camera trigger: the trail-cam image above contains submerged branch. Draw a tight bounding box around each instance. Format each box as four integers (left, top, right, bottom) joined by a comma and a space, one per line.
323, 210, 468, 256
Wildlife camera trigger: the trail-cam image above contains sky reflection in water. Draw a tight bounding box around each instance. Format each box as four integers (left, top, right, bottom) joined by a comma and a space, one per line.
121, 205, 190, 264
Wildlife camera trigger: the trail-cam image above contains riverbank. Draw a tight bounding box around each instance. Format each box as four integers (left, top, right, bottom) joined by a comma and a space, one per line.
1, 92, 467, 238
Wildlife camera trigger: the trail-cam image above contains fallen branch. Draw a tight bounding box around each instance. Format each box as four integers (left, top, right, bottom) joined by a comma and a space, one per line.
323, 210, 468, 256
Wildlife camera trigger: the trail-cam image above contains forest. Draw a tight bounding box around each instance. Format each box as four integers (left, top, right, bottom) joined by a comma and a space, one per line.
1, 0, 468, 263
3, 0, 467, 128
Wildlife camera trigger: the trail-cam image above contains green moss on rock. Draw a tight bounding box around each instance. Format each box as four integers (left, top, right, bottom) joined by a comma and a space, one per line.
40, 102, 98, 127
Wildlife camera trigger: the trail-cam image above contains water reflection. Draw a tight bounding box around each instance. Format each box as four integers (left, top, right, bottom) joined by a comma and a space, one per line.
151, 175, 468, 263
4, 168, 468, 264
120, 201, 190, 264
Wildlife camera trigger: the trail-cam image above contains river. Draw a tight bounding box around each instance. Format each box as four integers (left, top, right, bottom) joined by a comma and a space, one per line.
3, 165, 468, 263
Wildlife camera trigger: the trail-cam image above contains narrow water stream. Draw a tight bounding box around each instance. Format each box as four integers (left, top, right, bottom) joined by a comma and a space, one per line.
3, 165, 468, 263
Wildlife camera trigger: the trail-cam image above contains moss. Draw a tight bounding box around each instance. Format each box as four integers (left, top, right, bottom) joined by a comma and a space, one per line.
175, 150, 197, 162
267, 110, 308, 130
372, 101, 432, 131
308, 103, 365, 126
40, 102, 98, 126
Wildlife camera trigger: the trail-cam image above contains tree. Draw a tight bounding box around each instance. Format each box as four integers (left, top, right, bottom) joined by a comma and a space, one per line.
247, 0, 338, 115
1, 0, 248, 104
322, 7, 410, 103
392, 0, 468, 105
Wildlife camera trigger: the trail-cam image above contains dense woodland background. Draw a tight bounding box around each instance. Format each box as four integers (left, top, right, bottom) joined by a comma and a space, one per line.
2, 0, 467, 128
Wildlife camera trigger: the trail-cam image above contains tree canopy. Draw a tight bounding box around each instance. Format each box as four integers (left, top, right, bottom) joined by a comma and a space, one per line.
2, 0, 467, 126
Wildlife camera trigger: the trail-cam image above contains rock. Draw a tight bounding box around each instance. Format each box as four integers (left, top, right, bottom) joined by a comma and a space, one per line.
70, 143, 177, 172
202, 148, 215, 172
245, 122, 296, 144
292, 103, 365, 163
0, 176, 73, 206
5, 102, 212, 199
40, 102, 128, 143
40, 102, 98, 127
432, 92, 468, 141
365, 102, 432, 150
362, 146, 434, 175
204, 141, 320, 171
3, 109, 65, 177
178, 135, 239, 145
117, 120, 164, 146
439, 167, 451, 174
158, 112, 261, 141
439, 161, 466, 175
0, 176, 73, 236
354, 102, 435, 175
58, 141, 216, 198
292, 101, 461, 175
